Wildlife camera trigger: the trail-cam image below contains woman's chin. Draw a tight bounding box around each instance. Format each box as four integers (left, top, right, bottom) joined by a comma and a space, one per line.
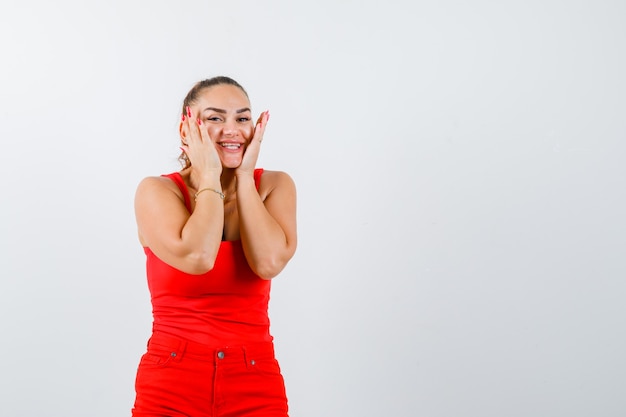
220, 158, 243, 170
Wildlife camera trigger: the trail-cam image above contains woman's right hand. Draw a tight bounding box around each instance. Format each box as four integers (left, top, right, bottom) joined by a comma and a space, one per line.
180, 106, 222, 178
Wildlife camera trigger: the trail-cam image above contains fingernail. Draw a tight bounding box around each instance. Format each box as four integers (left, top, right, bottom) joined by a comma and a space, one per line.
197, 118, 202, 125
187, 106, 191, 117
182, 114, 186, 122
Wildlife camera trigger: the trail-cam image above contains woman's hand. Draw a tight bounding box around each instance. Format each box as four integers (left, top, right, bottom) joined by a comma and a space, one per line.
236, 111, 269, 178
180, 106, 222, 177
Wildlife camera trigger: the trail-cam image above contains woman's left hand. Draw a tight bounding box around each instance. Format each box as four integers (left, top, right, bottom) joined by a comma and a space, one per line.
236, 111, 269, 178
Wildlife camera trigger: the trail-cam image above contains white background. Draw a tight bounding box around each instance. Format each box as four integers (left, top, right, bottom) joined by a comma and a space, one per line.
1, 1, 625, 416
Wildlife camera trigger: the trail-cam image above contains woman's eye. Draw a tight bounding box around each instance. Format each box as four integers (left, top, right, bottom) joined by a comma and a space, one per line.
237, 117, 250, 122
206, 117, 222, 122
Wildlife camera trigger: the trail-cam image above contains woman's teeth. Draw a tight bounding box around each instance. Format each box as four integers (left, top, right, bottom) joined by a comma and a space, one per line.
220, 143, 241, 149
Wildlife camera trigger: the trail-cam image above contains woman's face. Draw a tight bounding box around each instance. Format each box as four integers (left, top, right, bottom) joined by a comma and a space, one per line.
192, 84, 254, 169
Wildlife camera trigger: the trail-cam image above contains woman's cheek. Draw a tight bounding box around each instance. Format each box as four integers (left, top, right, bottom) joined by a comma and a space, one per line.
244, 125, 254, 139
207, 126, 220, 140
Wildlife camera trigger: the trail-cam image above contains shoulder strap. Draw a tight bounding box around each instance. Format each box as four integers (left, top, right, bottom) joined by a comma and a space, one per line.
254, 168, 264, 191
161, 172, 192, 212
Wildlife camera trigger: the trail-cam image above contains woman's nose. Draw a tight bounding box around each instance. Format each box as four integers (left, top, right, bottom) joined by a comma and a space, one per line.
223, 120, 237, 136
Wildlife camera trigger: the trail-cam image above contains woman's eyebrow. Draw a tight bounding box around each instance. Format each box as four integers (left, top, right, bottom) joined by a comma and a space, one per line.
202, 107, 251, 114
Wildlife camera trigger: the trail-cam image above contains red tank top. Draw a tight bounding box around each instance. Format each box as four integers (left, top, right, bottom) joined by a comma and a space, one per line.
143, 169, 272, 346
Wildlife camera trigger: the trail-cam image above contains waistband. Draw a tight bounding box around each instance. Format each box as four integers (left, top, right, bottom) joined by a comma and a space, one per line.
147, 331, 276, 362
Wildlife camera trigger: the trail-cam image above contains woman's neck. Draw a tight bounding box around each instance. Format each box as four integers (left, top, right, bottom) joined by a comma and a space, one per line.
218, 169, 237, 201
186, 167, 238, 200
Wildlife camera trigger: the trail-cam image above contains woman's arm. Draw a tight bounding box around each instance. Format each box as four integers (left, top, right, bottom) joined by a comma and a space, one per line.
135, 108, 225, 275
135, 174, 224, 275
236, 170, 297, 279
234, 111, 297, 279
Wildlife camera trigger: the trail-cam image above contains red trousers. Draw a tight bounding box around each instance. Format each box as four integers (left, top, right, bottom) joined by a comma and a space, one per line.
132, 332, 289, 417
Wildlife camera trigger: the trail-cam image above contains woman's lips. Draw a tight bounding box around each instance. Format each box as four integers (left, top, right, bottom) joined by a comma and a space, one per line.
218, 142, 243, 152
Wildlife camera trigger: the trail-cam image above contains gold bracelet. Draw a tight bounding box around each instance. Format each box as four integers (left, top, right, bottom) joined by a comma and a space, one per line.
194, 187, 225, 201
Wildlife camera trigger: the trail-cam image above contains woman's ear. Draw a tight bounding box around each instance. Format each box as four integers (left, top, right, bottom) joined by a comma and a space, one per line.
179, 122, 187, 145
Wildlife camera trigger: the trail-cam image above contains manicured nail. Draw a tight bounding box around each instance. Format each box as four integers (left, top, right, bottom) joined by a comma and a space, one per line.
186, 106, 191, 117
197, 118, 202, 125
182, 114, 186, 122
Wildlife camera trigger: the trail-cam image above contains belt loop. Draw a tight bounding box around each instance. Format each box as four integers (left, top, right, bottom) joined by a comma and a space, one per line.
171, 337, 187, 363
180, 338, 188, 357
243, 346, 249, 369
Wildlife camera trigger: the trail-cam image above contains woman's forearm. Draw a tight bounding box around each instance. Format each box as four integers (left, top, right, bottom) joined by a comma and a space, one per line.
236, 174, 297, 279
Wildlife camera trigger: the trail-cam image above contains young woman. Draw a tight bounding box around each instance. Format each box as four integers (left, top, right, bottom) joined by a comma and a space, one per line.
131, 76, 297, 417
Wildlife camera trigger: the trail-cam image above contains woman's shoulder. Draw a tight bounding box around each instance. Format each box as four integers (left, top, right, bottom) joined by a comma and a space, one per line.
136, 173, 184, 198
257, 169, 296, 199
259, 169, 295, 186
259, 169, 292, 180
